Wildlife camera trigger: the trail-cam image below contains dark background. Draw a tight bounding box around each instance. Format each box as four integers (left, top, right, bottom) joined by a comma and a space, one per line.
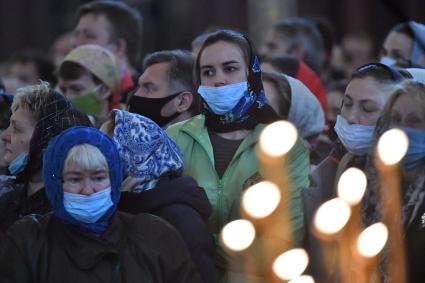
0, 0, 424, 64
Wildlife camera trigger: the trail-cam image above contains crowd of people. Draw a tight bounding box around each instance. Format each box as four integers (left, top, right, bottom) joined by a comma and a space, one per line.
0, 1, 424, 282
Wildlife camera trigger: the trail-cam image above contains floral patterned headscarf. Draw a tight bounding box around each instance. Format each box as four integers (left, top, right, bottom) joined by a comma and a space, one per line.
112, 109, 184, 192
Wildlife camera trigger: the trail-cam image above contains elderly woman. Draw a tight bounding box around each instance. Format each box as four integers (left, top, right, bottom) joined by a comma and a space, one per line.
362, 80, 425, 283
0, 126, 202, 282
101, 109, 215, 283
0, 82, 91, 232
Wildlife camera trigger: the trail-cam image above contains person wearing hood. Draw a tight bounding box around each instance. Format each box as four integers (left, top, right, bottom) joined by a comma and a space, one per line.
361, 80, 425, 283
166, 29, 310, 282
0, 82, 92, 232
100, 109, 215, 283
302, 63, 404, 281
0, 126, 202, 282
380, 21, 425, 68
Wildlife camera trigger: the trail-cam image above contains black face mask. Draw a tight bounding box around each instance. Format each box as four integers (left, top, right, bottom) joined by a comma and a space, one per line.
128, 92, 181, 127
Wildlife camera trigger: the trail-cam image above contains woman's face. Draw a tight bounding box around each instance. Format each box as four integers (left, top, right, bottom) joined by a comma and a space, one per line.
199, 40, 248, 87
63, 162, 111, 195
341, 77, 391, 126
0, 107, 36, 163
381, 31, 414, 66
390, 94, 425, 131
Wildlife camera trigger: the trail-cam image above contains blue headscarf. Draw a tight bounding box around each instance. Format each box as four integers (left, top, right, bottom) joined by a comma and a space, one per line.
112, 109, 184, 192
43, 126, 122, 237
408, 21, 425, 65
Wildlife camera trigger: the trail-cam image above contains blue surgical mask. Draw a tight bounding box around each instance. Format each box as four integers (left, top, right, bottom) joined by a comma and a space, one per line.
380, 56, 397, 67
334, 115, 376, 155
63, 187, 113, 223
8, 152, 28, 175
197, 81, 248, 115
399, 127, 425, 170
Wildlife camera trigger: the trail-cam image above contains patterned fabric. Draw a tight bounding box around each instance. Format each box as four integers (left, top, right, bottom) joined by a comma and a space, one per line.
43, 126, 122, 237
18, 90, 92, 182
112, 109, 184, 192
201, 31, 278, 132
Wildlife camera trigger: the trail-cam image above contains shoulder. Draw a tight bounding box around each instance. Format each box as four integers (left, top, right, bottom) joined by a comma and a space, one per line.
7, 214, 51, 239
166, 115, 205, 138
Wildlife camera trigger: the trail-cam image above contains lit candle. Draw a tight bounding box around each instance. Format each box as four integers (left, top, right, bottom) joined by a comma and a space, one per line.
354, 222, 389, 283
375, 129, 408, 283
272, 248, 309, 281
288, 275, 315, 283
313, 198, 352, 282
336, 167, 368, 283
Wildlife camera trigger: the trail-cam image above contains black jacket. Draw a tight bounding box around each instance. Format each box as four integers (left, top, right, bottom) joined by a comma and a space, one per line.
0, 212, 202, 283
118, 175, 215, 283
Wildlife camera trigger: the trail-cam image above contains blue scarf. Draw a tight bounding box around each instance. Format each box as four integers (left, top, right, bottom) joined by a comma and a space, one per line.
43, 126, 122, 238
112, 109, 184, 191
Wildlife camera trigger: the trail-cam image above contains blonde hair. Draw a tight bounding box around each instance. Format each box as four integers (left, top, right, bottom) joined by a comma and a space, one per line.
63, 143, 109, 174
378, 80, 425, 133
12, 81, 51, 121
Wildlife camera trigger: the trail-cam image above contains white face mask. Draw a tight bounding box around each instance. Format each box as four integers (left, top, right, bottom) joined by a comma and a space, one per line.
379, 56, 397, 67
197, 81, 248, 115
334, 115, 376, 155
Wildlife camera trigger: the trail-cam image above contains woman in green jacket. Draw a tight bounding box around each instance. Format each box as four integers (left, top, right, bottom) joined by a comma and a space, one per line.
166, 29, 310, 281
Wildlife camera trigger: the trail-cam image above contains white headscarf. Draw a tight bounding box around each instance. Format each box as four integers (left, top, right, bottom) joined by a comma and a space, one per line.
285, 75, 325, 138
406, 68, 425, 84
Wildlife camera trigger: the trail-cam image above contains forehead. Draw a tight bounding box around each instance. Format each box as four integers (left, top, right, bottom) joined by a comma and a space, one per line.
58, 72, 96, 88
63, 162, 107, 174
345, 77, 389, 101
11, 107, 34, 124
77, 13, 112, 33
393, 93, 424, 115
139, 62, 170, 84
200, 41, 246, 66
383, 31, 413, 50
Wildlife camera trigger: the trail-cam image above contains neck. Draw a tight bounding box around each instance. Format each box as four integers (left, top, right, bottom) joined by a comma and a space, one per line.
214, 129, 250, 140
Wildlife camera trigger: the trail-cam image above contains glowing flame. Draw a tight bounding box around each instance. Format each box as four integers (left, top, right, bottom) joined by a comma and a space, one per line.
273, 248, 309, 280
221, 219, 256, 251
242, 181, 281, 218
314, 198, 351, 235
259, 120, 298, 157
357, 222, 388, 258
288, 275, 316, 283
337, 167, 367, 206
377, 129, 408, 165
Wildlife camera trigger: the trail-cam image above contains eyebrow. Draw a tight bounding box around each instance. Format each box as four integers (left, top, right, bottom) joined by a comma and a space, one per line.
200, 60, 241, 69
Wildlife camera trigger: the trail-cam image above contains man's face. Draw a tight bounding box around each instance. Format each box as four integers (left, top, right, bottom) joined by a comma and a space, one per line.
134, 62, 177, 117
10, 61, 39, 85
74, 14, 114, 50
58, 72, 98, 98
260, 30, 293, 57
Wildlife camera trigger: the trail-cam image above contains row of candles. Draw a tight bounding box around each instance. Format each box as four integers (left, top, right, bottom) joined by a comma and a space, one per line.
220, 120, 409, 282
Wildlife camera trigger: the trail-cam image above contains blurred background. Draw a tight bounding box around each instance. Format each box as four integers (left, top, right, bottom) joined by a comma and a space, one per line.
0, 0, 424, 71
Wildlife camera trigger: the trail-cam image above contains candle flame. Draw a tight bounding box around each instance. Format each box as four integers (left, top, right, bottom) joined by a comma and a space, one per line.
221, 219, 256, 251
357, 222, 388, 258
242, 181, 281, 218
273, 248, 309, 280
259, 120, 298, 157
314, 198, 351, 235
377, 129, 409, 165
337, 167, 367, 206
288, 275, 316, 283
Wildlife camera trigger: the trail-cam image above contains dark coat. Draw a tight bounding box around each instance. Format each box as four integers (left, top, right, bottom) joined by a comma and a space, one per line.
118, 175, 216, 283
0, 211, 203, 283
0, 180, 50, 233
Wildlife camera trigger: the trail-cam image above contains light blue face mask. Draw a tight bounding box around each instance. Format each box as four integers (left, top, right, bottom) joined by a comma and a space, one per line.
197, 81, 248, 115
334, 115, 376, 155
63, 187, 113, 223
379, 56, 397, 67
399, 127, 425, 170
8, 152, 28, 175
